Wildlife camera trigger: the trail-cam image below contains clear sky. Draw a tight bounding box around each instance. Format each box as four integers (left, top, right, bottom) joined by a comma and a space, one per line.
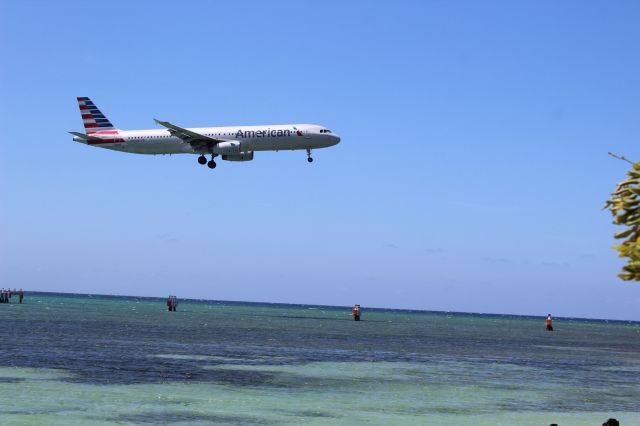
1, 1, 639, 320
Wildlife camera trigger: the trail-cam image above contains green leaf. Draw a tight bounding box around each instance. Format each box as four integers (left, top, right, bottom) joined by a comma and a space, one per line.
614, 228, 636, 239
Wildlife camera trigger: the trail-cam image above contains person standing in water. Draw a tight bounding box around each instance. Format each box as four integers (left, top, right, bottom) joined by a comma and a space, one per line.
166, 296, 177, 311
19, 289, 24, 304
352, 304, 361, 321
545, 314, 553, 331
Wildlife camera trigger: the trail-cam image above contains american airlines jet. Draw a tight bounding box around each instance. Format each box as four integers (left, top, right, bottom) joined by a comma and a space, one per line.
70, 97, 340, 169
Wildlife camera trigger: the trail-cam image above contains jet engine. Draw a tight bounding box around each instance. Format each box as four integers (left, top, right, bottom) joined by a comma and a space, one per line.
214, 141, 241, 155
222, 152, 254, 161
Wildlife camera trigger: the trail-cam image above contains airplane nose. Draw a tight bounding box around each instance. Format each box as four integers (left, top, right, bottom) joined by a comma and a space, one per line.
334, 135, 341, 144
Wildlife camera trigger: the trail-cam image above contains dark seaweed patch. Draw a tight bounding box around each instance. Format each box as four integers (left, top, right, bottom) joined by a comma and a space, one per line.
293, 410, 338, 418
0, 377, 24, 383
108, 412, 268, 425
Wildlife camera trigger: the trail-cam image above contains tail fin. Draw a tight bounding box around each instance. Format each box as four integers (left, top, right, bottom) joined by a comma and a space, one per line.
77, 97, 117, 132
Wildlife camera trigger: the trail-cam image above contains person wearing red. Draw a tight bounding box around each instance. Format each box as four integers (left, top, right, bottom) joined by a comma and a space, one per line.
545, 314, 553, 331
352, 304, 361, 321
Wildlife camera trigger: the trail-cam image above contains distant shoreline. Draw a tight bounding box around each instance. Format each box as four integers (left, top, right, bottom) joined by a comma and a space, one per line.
16, 290, 640, 325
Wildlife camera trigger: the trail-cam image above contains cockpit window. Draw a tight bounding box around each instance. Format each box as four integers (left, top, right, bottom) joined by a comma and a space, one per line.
320, 129, 332, 133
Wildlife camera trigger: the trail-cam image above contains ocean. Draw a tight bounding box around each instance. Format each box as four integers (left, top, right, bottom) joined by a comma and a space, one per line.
0, 292, 638, 425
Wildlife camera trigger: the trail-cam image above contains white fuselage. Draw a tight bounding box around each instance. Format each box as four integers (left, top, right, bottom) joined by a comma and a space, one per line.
74, 123, 340, 155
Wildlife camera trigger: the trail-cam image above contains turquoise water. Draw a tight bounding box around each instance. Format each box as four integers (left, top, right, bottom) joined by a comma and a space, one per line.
1, 293, 639, 425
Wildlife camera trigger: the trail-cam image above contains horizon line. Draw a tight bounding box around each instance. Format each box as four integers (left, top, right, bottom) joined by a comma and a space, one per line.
18, 290, 640, 325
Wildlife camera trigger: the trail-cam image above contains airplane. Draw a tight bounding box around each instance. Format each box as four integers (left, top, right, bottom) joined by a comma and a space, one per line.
70, 97, 340, 169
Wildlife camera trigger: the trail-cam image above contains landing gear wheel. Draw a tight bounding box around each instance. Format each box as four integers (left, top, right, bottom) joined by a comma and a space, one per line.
197, 155, 207, 165
306, 148, 313, 163
307, 157, 313, 163
207, 160, 217, 169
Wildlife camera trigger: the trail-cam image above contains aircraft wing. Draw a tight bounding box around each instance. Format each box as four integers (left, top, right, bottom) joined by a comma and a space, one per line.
154, 119, 224, 151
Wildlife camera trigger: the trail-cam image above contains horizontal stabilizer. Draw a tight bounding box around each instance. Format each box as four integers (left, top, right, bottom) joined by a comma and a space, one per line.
68, 131, 103, 141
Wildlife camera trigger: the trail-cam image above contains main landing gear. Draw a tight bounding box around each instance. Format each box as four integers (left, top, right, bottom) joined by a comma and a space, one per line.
198, 154, 216, 169
306, 148, 313, 163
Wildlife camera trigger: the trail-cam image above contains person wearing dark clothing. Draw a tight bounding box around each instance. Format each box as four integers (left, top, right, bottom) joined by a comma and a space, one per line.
166, 296, 177, 311
351, 304, 361, 321
603, 419, 619, 426
19, 289, 24, 304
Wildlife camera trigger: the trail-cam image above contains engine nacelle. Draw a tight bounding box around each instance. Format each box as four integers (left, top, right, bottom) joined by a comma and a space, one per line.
214, 141, 241, 155
222, 151, 254, 161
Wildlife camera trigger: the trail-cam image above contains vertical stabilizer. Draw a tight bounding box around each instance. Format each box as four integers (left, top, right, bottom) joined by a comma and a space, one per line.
76, 97, 117, 132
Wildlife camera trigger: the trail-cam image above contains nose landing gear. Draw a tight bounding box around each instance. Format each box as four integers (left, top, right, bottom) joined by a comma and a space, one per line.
306, 149, 313, 163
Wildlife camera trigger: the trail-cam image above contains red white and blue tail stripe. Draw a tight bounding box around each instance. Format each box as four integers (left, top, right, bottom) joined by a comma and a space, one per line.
77, 97, 117, 132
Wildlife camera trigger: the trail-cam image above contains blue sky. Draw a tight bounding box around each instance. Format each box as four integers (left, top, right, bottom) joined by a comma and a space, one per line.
1, 1, 639, 320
